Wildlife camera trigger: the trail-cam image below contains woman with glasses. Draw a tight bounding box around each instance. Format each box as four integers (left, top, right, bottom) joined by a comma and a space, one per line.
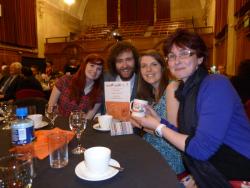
136, 50, 185, 175
132, 29, 250, 187
48, 53, 104, 119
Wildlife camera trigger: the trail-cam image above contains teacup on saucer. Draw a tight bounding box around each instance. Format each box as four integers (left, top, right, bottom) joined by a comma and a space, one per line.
75, 158, 120, 181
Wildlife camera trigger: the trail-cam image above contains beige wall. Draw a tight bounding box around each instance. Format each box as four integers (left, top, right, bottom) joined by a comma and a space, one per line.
207, 0, 215, 27
36, 0, 81, 58
80, 0, 107, 29
171, 0, 203, 26
226, 0, 236, 75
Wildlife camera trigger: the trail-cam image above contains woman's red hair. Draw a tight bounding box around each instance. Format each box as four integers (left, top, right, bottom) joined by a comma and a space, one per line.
69, 53, 104, 107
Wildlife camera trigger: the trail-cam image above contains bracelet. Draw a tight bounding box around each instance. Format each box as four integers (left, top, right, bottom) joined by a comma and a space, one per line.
155, 124, 165, 137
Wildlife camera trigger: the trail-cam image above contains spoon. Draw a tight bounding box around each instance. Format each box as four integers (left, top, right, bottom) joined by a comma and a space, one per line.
109, 164, 124, 172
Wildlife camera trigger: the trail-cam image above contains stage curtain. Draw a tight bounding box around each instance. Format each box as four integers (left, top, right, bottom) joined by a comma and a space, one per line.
214, 0, 228, 37
107, 0, 118, 25
0, 0, 37, 48
136, 0, 154, 24
157, 0, 170, 20
120, 0, 153, 23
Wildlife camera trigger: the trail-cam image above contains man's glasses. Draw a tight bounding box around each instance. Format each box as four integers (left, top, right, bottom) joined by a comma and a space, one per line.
166, 50, 195, 62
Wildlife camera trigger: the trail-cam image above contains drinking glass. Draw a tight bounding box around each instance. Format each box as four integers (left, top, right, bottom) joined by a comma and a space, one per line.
45, 104, 58, 128
1, 103, 15, 130
0, 154, 34, 188
69, 110, 87, 154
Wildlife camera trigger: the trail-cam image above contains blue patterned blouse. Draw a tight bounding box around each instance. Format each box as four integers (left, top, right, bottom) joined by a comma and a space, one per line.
143, 91, 185, 174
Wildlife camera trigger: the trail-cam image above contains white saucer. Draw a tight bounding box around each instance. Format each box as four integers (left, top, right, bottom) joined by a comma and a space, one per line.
93, 123, 110, 131
34, 121, 48, 129
75, 158, 120, 181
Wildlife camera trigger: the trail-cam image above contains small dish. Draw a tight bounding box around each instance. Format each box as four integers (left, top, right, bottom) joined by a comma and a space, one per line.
75, 158, 120, 181
34, 121, 48, 129
93, 123, 110, 131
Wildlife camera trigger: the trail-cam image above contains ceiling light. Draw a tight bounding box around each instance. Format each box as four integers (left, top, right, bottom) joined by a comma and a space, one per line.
64, 0, 75, 5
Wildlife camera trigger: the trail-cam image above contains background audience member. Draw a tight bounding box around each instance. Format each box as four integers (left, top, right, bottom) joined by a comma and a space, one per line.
137, 50, 185, 175
31, 64, 42, 81
0, 65, 10, 87
43, 61, 61, 81
132, 29, 250, 187
0, 62, 22, 101
101, 41, 139, 114
48, 53, 104, 119
41, 61, 63, 92
15, 66, 44, 99
64, 58, 80, 75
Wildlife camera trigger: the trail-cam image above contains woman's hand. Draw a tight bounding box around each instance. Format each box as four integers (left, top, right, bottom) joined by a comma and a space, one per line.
131, 114, 160, 131
145, 105, 161, 122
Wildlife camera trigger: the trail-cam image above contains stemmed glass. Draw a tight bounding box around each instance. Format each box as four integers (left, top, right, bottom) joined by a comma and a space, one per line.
69, 110, 87, 154
1, 103, 15, 130
45, 104, 58, 128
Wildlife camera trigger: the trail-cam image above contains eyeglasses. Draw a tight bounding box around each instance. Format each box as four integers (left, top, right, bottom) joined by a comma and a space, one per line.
166, 50, 195, 62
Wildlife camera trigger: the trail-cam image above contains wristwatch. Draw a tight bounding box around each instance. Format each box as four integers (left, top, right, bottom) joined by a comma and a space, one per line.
155, 124, 165, 137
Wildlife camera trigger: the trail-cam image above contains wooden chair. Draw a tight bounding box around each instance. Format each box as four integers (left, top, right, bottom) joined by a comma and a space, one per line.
15, 89, 46, 100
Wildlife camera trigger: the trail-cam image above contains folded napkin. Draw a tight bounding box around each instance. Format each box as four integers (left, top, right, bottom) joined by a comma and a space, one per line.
10, 128, 75, 160
34, 128, 74, 160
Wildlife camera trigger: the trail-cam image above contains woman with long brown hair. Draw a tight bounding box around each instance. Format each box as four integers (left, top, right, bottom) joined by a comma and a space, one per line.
48, 53, 104, 119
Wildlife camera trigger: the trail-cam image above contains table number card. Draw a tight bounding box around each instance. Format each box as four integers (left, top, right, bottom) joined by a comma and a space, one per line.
104, 81, 131, 121
110, 121, 134, 136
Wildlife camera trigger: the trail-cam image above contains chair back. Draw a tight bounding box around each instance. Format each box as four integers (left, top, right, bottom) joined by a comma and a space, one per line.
15, 89, 45, 100
245, 100, 250, 119
14, 97, 48, 115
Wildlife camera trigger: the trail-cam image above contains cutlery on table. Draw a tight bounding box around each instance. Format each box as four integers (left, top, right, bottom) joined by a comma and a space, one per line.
109, 164, 124, 172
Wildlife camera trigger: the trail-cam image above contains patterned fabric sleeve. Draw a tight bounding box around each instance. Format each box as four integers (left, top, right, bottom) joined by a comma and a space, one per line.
55, 75, 71, 92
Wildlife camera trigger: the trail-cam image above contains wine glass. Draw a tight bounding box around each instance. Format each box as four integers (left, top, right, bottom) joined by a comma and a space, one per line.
69, 110, 87, 154
45, 104, 58, 128
1, 103, 15, 130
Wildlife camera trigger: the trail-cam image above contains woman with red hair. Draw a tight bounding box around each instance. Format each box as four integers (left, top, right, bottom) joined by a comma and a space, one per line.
48, 53, 104, 119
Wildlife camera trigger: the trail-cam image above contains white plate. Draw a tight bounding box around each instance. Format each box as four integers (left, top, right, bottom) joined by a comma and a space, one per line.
93, 123, 110, 131
34, 121, 48, 129
75, 158, 120, 181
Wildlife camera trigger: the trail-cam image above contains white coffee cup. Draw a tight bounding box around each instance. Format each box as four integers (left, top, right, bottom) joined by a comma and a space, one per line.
98, 115, 113, 130
27, 114, 43, 127
130, 99, 148, 117
84, 146, 111, 176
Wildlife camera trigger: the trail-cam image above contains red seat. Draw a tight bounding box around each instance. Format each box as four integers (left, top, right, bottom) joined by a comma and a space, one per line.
15, 89, 45, 100
245, 100, 250, 119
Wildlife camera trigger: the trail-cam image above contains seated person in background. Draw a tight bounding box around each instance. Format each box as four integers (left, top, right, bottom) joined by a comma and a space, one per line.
15, 66, 44, 99
136, 50, 185, 175
132, 29, 250, 187
0, 62, 22, 101
43, 61, 61, 80
48, 54, 104, 119
41, 61, 63, 91
31, 64, 43, 82
64, 58, 80, 75
0, 65, 10, 87
230, 59, 250, 105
